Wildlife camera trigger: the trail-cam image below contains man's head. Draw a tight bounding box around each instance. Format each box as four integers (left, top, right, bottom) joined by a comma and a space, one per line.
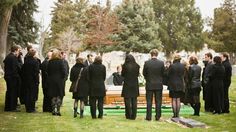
204, 52, 213, 62
11, 45, 21, 56
150, 49, 158, 57
221, 52, 229, 62
47, 51, 53, 59
27, 44, 33, 52
87, 54, 93, 63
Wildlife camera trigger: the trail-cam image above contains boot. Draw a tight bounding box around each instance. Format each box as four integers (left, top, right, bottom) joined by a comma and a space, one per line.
191, 103, 196, 115
52, 105, 57, 115
57, 105, 61, 116
194, 103, 200, 116
80, 110, 84, 118
74, 107, 78, 118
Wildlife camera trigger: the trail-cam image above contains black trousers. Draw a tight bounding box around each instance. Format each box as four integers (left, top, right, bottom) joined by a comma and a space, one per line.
223, 81, 230, 112
204, 83, 213, 111
43, 95, 52, 112
146, 90, 162, 120
89, 96, 104, 118
124, 97, 137, 119
4, 77, 20, 111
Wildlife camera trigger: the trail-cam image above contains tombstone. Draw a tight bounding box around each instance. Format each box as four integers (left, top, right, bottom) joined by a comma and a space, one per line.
179, 118, 207, 128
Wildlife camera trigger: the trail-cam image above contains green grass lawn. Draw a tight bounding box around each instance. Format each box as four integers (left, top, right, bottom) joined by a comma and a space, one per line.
0, 77, 236, 132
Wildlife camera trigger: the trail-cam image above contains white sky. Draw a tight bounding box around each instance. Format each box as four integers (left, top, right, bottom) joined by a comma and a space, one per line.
34, 0, 224, 30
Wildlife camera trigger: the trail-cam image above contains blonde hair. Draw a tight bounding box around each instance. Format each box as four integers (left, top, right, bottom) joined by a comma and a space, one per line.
50, 49, 61, 60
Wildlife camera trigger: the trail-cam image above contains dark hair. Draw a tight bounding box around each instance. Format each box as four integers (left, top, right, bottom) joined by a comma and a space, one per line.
28, 49, 36, 57
76, 57, 84, 64
94, 56, 102, 64
189, 56, 198, 65
213, 56, 222, 64
11, 45, 20, 52
87, 54, 93, 58
150, 49, 158, 57
27, 45, 33, 51
205, 52, 213, 59
222, 52, 229, 60
124, 54, 136, 64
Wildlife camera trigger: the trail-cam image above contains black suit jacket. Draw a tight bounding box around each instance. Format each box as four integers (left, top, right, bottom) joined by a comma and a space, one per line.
3, 53, 21, 78
143, 58, 164, 90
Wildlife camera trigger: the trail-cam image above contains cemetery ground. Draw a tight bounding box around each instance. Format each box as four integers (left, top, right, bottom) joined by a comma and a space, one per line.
0, 77, 235, 132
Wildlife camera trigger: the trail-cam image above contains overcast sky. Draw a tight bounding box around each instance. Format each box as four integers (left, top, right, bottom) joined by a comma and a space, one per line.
34, 0, 224, 29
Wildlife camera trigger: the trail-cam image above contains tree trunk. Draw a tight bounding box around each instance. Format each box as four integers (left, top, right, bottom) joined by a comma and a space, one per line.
0, 7, 13, 69
229, 52, 236, 65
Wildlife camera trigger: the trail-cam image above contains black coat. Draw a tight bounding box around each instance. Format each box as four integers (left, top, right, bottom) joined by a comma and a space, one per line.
222, 59, 232, 87
121, 62, 140, 98
88, 62, 106, 97
143, 58, 164, 90
168, 61, 185, 92
210, 64, 225, 112
21, 56, 40, 102
70, 63, 89, 97
47, 59, 66, 97
112, 72, 124, 85
3, 53, 21, 78
188, 64, 202, 89
41, 58, 49, 95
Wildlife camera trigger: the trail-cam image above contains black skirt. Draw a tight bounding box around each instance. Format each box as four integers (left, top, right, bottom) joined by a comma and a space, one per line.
169, 91, 184, 98
72, 93, 86, 101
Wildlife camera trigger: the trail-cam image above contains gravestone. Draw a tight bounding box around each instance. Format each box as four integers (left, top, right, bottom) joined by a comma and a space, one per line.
179, 118, 206, 128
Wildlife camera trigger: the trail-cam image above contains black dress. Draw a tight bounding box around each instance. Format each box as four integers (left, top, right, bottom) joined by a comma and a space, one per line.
70, 63, 89, 100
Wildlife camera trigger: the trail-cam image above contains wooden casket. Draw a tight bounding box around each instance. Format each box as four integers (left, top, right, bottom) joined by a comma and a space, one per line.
105, 85, 171, 106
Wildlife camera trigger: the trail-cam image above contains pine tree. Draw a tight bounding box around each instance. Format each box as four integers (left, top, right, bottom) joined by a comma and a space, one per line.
207, 0, 236, 63
8, 0, 39, 49
115, 0, 161, 53
153, 0, 203, 57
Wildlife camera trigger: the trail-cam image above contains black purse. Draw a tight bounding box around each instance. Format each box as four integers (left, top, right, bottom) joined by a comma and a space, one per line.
69, 68, 83, 93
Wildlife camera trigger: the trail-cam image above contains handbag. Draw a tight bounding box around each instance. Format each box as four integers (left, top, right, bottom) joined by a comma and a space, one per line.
69, 68, 83, 92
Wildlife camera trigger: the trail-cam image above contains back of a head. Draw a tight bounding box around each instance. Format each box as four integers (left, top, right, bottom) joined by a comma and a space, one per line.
125, 54, 136, 64
76, 57, 84, 64
27, 45, 33, 52
213, 56, 222, 64
51, 49, 61, 60
150, 49, 158, 57
173, 54, 181, 62
189, 56, 198, 65
28, 49, 36, 57
94, 56, 102, 64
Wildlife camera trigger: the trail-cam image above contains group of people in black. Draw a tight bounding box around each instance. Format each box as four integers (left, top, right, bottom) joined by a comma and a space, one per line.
3, 45, 70, 116
3, 45, 232, 120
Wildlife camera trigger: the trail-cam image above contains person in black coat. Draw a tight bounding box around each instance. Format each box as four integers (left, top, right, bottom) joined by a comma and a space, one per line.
221, 53, 232, 113
188, 56, 202, 116
70, 57, 89, 118
41, 51, 52, 112
61, 52, 69, 104
122, 54, 140, 120
210, 56, 225, 114
112, 65, 124, 85
168, 54, 185, 118
3, 45, 21, 112
88, 56, 106, 119
21, 49, 40, 113
47, 49, 66, 116
202, 52, 214, 112
83, 53, 94, 106
143, 49, 164, 121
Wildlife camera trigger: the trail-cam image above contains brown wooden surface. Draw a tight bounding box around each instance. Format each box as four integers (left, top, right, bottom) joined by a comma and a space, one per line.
105, 85, 171, 105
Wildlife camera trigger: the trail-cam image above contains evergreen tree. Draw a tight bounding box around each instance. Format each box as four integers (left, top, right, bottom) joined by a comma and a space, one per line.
115, 0, 161, 53
209, 0, 236, 53
8, 0, 39, 49
153, 0, 203, 57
